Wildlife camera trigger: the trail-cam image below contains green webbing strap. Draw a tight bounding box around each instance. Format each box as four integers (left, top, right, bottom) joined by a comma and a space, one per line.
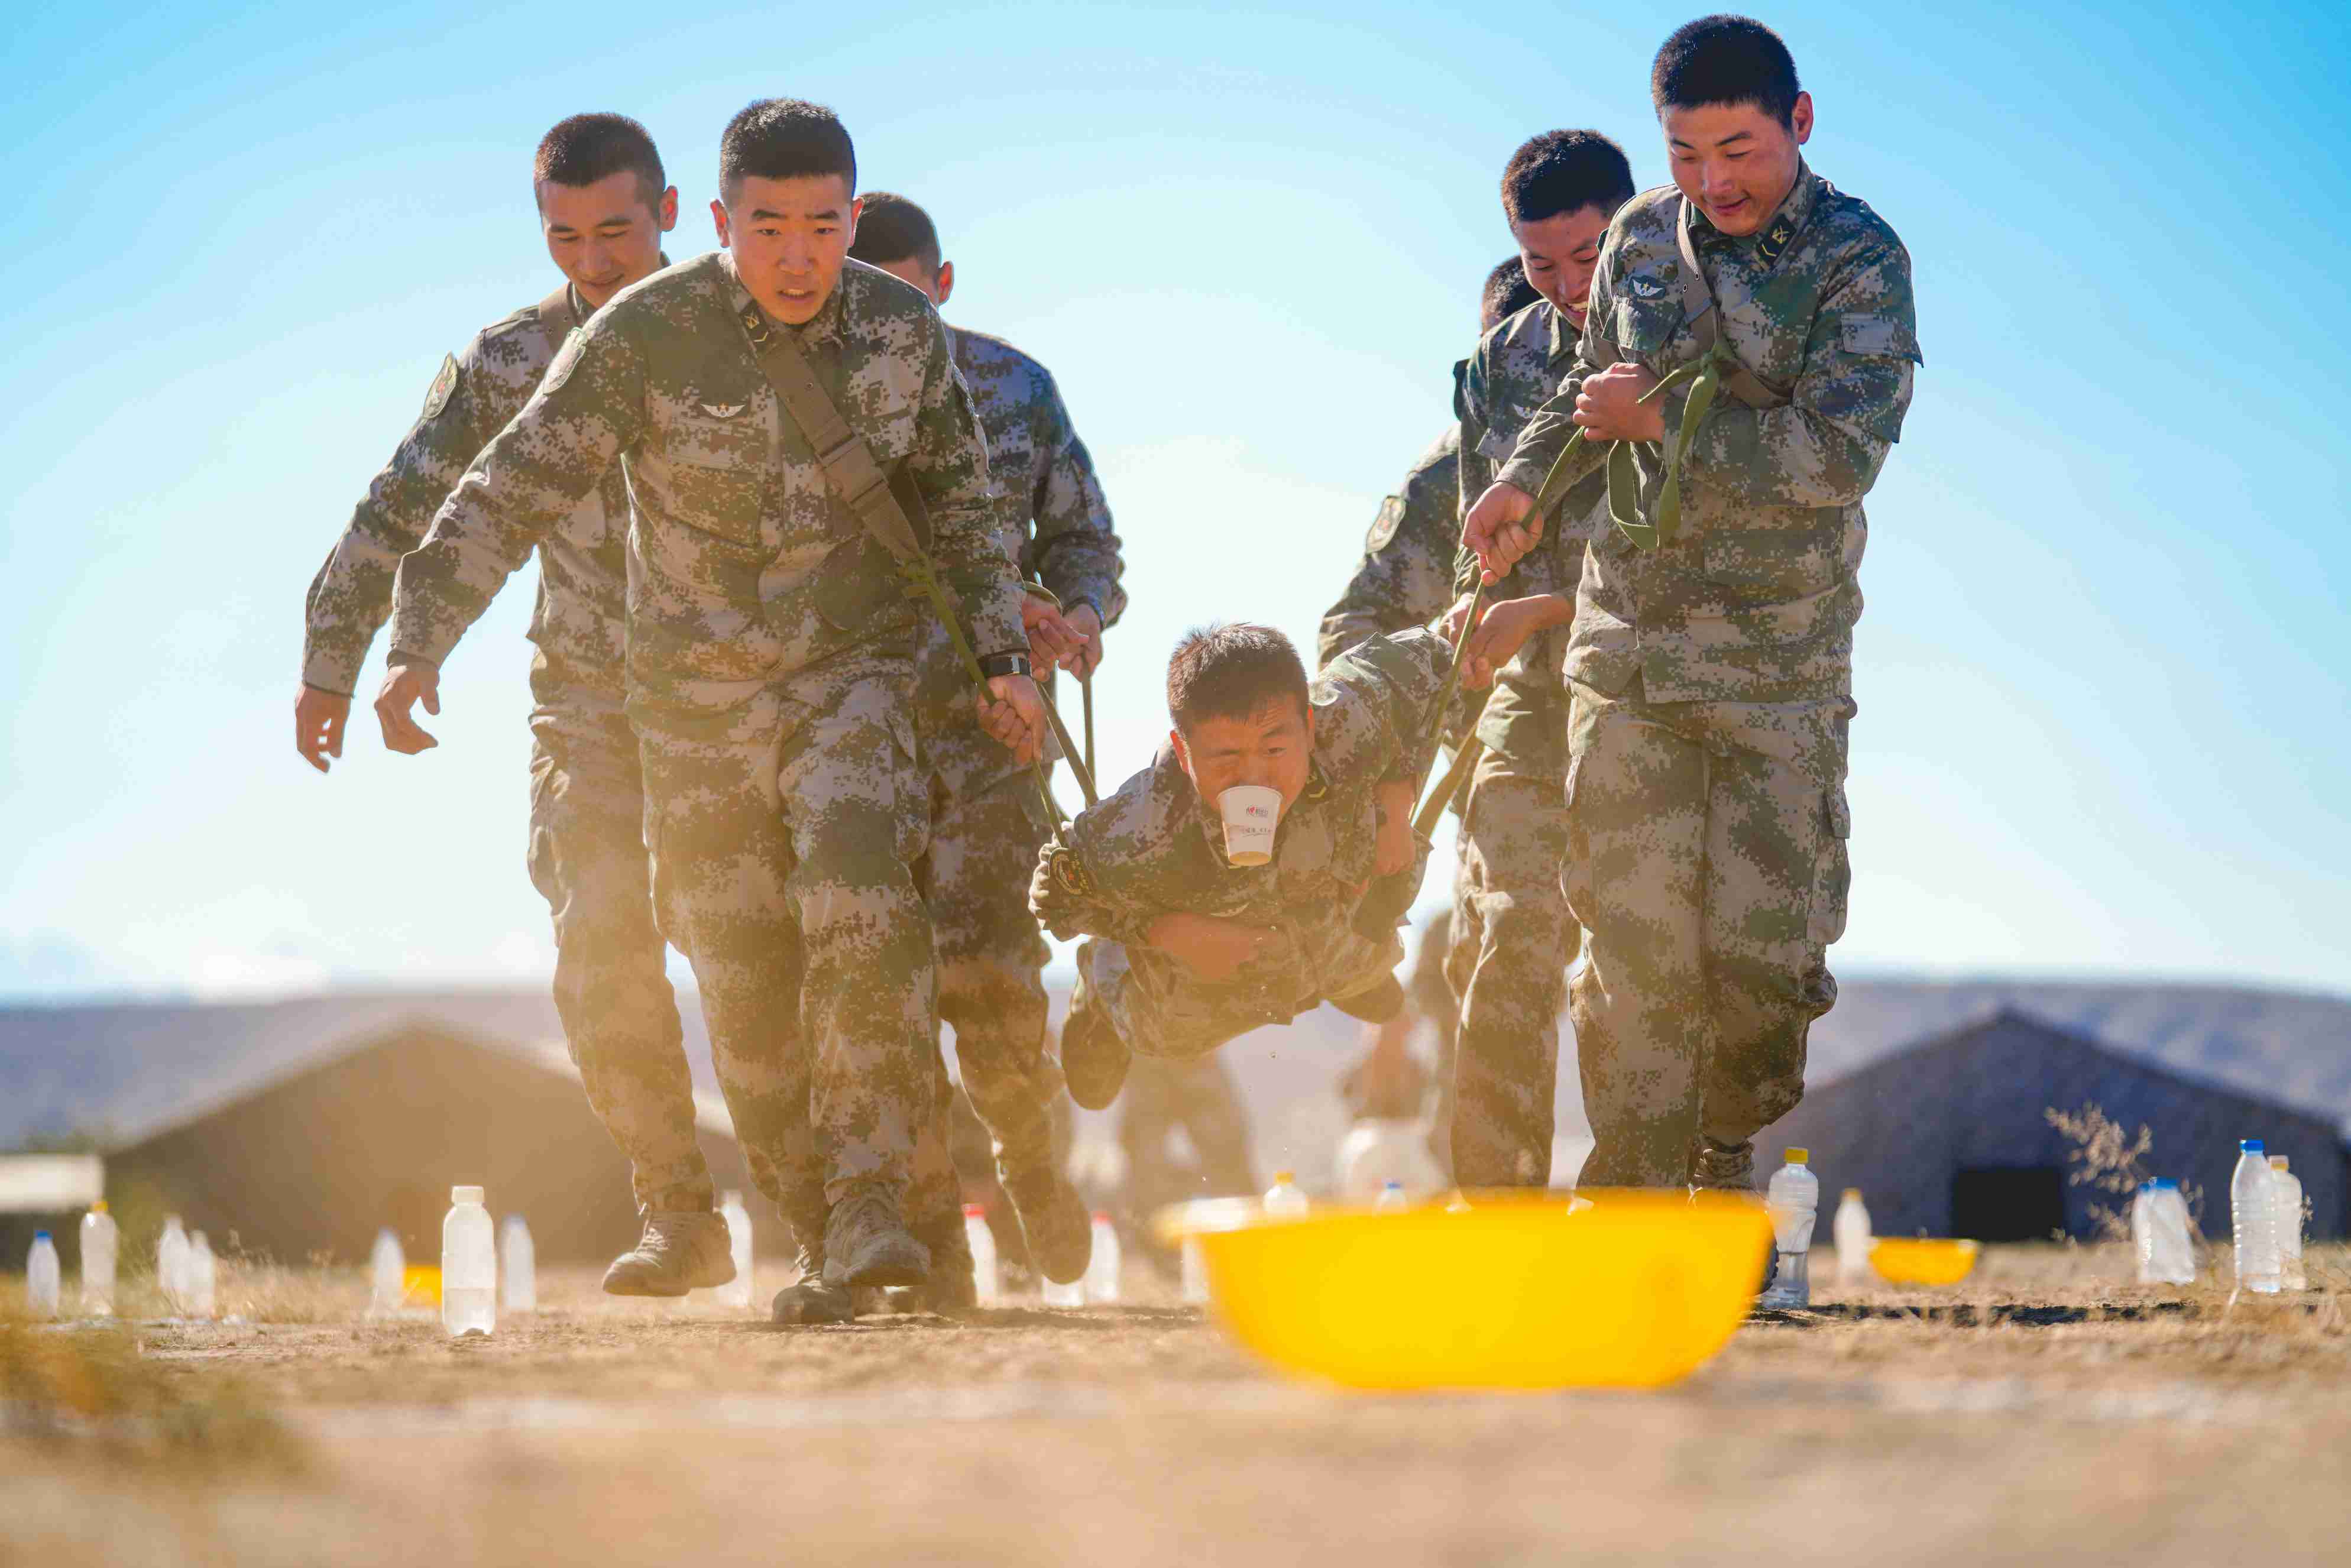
734, 300, 1090, 823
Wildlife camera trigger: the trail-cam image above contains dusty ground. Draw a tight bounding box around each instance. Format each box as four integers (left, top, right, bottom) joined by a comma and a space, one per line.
6, 1245, 2349, 1566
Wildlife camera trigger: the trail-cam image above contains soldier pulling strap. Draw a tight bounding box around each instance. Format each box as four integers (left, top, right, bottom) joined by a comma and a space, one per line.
732, 299, 1098, 822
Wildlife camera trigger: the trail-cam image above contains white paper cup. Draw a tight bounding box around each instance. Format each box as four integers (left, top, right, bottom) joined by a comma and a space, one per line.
1217, 785, 1281, 866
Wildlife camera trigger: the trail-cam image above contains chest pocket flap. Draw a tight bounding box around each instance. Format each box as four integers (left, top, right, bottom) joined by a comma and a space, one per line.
1610, 291, 1686, 359
1838, 315, 1922, 365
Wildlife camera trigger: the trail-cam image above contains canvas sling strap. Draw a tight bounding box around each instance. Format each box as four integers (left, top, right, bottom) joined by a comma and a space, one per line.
732, 297, 1098, 817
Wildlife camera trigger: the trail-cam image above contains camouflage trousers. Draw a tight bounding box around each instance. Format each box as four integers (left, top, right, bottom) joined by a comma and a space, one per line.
1118, 1053, 1259, 1217
1443, 750, 1573, 1189
1562, 676, 1851, 1188
634, 652, 934, 1247
526, 702, 709, 1214
1077, 916, 1403, 1064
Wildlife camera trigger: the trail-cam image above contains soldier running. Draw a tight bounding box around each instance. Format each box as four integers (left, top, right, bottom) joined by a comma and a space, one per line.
297, 115, 741, 1297
1465, 18, 1920, 1190
374, 99, 1048, 1318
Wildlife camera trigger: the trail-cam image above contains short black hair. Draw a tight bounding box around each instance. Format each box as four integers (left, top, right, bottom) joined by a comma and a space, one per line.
1652, 15, 1802, 128
533, 114, 665, 210
1481, 258, 1542, 332
1500, 129, 1637, 228
719, 98, 856, 203
848, 191, 942, 273
1167, 624, 1309, 735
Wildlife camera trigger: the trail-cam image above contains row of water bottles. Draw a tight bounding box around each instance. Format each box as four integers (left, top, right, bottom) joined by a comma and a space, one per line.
2223, 1141, 2307, 1294
21, 1203, 220, 1321
368, 1186, 542, 1336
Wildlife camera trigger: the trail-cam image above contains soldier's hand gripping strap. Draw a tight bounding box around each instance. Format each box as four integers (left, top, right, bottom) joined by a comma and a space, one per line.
733, 299, 1097, 814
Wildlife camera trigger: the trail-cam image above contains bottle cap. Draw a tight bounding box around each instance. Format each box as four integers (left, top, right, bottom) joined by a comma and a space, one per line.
1785, 1148, 1809, 1164
33, 1230, 51, 1242
2151, 1178, 2177, 1190
452, 1185, 485, 1204
1842, 1187, 1861, 1199
90, 1200, 108, 1214
1092, 1211, 1112, 1223
2240, 1140, 2263, 1154
1274, 1170, 1296, 1185
1383, 1180, 1403, 1190
963, 1203, 986, 1218
723, 1190, 744, 1206
2269, 1155, 2290, 1171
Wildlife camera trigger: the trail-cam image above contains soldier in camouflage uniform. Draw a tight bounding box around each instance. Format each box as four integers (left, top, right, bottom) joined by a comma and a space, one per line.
847, 193, 1122, 1287
1466, 19, 1920, 1190
1442, 131, 1636, 1189
1318, 258, 1537, 1173
374, 100, 1047, 1320
296, 116, 738, 1296
1032, 627, 1450, 1103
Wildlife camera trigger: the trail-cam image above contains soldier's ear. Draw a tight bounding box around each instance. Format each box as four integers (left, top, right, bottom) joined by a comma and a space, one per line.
1789, 92, 1815, 146
1170, 727, 1193, 780
933, 260, 954, 309
710, 198, 731, 248
656, 186, 679, 233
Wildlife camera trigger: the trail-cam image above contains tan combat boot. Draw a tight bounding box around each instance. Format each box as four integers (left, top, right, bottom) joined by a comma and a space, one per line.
601, 1209, 736, 1297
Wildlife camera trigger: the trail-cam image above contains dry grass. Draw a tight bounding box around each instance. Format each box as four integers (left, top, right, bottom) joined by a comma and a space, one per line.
0, 1311, 304, 1474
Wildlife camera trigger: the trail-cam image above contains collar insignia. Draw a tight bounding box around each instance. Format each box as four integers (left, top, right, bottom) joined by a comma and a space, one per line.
1757, 220, 1796, 265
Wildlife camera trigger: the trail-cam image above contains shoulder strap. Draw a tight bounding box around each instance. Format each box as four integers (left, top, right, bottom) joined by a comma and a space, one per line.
1674, 198, 1794, 410
732, 297, 932, 561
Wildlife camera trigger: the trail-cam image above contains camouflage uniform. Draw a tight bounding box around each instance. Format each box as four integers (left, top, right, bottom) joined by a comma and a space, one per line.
1445, 298, 1599, 1189
1495, 169, 1919, 1186
1316, 420, 1459, 668
386, 254, 1029, 1246
302, 279, 709, 1215
1031, 630, 1452, 1064
915, 327, 1123, 1191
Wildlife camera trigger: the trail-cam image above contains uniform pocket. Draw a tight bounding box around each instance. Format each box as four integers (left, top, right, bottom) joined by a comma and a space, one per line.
812, 533, 911, 631
1610, 294, 1686, 359
1806, 788, 1852, 948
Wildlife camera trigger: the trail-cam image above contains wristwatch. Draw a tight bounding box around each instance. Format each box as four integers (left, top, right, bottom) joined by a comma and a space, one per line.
977, 650, 1032, 680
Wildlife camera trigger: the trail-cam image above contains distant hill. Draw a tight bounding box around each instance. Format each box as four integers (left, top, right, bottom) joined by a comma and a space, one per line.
5, 976, 2347, 1184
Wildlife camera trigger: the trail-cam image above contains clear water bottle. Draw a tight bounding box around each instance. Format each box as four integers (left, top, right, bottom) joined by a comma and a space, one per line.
500, 1214, 535, 1314
1335, 1120, 1445, 1201
1264, 1171, 1309, 1217
368, 1227, 406, 1316
963, 1204, 999, 1307
1832, 1188, 1873, 1285
1760, 1148, 1819, 1308
1180, 1237, 1210, 1305
187, 1230, 218, 1320
80, 1201, 118, 1317
2138, 1178, 2196, 1285
717, 1191, 756, 1310
2130, 1181, 2156, 1280
27, 1232, 61, 1318
1042, 1270, 1085, 1307
1084, 1213, 1122, 1304
157, 1214, 190, 1316
2230, 1140, 2280, 1295
442, 1185, 497, 1336
1375, 1180, 1408, 1211
2268, 1156, 2307, 1291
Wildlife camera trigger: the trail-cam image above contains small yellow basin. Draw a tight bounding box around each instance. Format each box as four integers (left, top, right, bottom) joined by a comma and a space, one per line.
1157, 1189, 1770, 1391
1870, 1237, 1980, 1286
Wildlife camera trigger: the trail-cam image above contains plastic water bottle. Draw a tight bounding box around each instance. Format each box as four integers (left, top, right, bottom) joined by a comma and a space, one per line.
442, 1185, 497, 1336
2130, 1182, 2156, 1279
157, 1215, 190, 1316
1375, 1180, 1409, 1211
1083, 1213, 1122, 1304
187, 1231, 218, 1319
1336, 1119, 1445, 1201
2230, 1141, 2280, 1295
1180, 1237, 1210, 1305
1042, 1269, 1085, 1307
2136, 1178, 2195, 1285
963, 1204, 999, 1307
1760, 1148, 1819, 1308
717, 1191, 756, 1310
27, 1232, 61, 1318
2269, 1156, 2307, 1291
1264, 1171, 1309, 1217
368, 1227, 406, 1316
1832, 1188, 1873, 1285
80, 1201, 118, 1317
500, 1214, 535, 1314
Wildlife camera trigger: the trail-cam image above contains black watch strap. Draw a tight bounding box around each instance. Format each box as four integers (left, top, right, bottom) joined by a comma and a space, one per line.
977, 651, 1032, 680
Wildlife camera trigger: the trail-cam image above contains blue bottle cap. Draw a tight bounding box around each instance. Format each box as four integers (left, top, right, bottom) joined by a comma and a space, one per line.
33, 1230, 51, 1241
2241, 1139, 2265, 1154
2151, 1178, 2177, 1190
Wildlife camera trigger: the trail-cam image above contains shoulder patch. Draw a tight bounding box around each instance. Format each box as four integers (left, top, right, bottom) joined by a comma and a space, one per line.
539, 328, 585, 396
421, 354, 459, 420
1365, 495, 1405, 554
1046, 843, 1096, 898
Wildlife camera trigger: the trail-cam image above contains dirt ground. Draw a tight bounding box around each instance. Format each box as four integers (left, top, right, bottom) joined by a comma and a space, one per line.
7, 1245, 2349, 1567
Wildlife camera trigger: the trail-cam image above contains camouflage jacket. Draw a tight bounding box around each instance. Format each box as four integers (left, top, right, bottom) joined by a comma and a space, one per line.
386, 254, 1026, 715
302, 282, 626, 707
1495, 167, 1920, 704
919, 326, 1125, 797
1315, 416, 1460, 669
1458, 299, 1602, 777
1030, 629, 1450, 967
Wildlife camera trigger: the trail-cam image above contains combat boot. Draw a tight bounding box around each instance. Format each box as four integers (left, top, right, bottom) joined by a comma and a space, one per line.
771, 1246, 856, 1325
601, 1208, 737, 1298
998, 1157, 1093, 1285
821, 1183, 931, 1288
895, 1210, 978, 1313
1689, 1137, 1756, 1193
1060, 965, 1130, 1111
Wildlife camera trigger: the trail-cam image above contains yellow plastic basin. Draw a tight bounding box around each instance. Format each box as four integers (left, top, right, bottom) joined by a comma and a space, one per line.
1158, 1189, 1770, 1391
1870, 1237, 1980, 1286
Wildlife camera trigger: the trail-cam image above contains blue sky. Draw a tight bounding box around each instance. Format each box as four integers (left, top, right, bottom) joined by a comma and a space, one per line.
2, 0, 2346, 1003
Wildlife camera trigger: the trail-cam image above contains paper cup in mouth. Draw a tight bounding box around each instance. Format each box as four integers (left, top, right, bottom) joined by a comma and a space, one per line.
1217, 785, 1281, 866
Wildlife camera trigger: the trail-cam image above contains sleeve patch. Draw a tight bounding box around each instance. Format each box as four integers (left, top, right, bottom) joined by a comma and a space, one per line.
1047, 843, 1096, 898
1365, 495, 1404, 553
421, 354, 459, 420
